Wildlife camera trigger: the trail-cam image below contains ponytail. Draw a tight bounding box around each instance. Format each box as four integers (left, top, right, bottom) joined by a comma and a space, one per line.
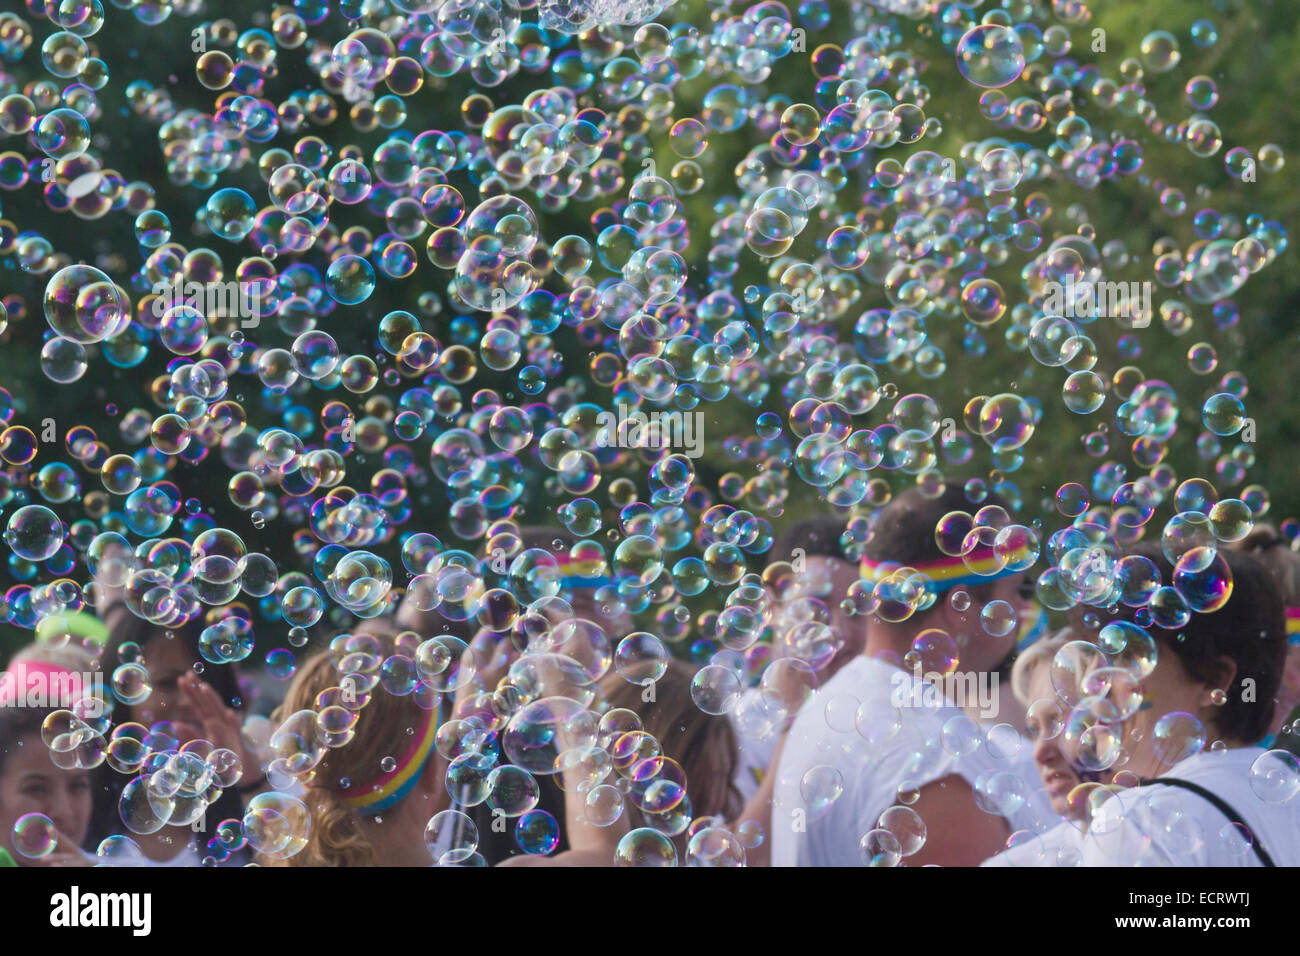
266, 786, 376, 868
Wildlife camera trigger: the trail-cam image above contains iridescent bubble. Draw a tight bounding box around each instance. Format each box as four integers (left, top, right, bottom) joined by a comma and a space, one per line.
614, 828, 678, 867
5, 505, 67, 561
486, 765, 541, 817
95, 834, 145, 865
690, 663, 742, 715
205, 188, 257, 241
614, 632, 669, 684
1140, 30, 1181, 73
585, 784, 625, 827
1201, 393, 1246, 436
1152, 711, 1206, 766
12, 813, 58, 858
1062, 370, 1106, 414
110, 662, 151, 705
35, 107, 90, 159
515, 809, 560, 855
1248, 750, 1300, 804
685, 827, 745, 866
325, 255, 376, 305
43, 265, 130, 344
859, 828, 902, 866
956, 25, 1025, 89
424, 809, 479, 864
1059, 706, 1122, 773
799, 764, 844, 818
1172, 547, 1232, 612
243, 792, 312, 861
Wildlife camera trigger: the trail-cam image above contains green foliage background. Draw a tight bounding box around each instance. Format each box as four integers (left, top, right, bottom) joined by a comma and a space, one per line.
0, 0, 1296, 664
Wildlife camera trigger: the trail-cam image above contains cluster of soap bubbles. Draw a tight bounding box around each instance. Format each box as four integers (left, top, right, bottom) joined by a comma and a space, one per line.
0, 0, 1294, 867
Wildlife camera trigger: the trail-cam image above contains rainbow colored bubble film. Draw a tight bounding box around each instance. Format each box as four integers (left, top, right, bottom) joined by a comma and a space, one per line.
0, 0, 1297, 872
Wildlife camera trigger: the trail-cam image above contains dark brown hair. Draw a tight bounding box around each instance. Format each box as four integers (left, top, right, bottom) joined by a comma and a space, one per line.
1115, 542, 1285, 744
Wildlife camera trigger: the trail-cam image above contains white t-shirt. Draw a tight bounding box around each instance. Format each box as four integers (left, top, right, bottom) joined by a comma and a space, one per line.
728, 693, 780, 806
92, 837, 204, 867
772, 655, 1054, 867
1078, 747, 1300, 867
981, 820, 1084, 867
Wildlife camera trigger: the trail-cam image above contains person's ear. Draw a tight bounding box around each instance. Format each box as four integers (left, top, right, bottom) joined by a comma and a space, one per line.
928, 592, 965, 634
1205, 656, 1239, 707
420, 747, 447, 808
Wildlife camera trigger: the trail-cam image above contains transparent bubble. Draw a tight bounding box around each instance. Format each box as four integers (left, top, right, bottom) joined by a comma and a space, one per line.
12, 812, 58, 858
956, 25, 1025, 89
5, 505, 67, 561
1236, 746, 1300, 807
1152, 711, 1206, 766
424, 809, 479, 864
486, 765, 541, 817
614, 828, 678, 867
585, 784, 625, 827
242, 792, 312, 861
859, 828, 903, 866
44, 265, 130, 344
690, 663, 742, 715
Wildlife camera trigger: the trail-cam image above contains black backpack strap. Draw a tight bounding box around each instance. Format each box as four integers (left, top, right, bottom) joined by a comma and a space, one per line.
1138, 777, 1276, 867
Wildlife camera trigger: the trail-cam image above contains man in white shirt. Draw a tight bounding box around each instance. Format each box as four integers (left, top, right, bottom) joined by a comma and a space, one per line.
771, 485, 1055, 866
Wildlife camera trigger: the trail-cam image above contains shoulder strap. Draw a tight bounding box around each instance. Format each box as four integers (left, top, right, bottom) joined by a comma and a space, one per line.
1138, 777, 1276, 867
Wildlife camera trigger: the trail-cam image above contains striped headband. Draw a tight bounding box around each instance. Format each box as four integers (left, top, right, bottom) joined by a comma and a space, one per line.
859, 547, 1024, 595
335, 701, 440, 816
1287, 607, 1300, 646
552, 557, 612, 592
1016, 606, 1051, 651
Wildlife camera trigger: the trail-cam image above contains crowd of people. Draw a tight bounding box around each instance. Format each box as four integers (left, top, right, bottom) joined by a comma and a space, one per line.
3, 487, 1300, 867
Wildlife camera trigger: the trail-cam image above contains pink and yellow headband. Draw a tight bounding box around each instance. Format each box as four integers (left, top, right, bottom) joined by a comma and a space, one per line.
335, 702, 440, 816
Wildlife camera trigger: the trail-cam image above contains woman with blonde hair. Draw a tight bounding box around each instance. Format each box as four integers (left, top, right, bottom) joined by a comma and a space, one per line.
262, 625, 448, 867
1007, 628, 1115, 823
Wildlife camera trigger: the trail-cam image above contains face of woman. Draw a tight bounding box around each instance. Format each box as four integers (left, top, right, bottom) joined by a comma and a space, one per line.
1025, 668, 1085, 819
128, 635, 204, 743
1117, 648, 1220, 778
0, 732, 91, 863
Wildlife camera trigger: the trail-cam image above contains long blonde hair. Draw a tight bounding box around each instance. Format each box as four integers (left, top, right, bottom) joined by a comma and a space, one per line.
1009, 629, 1074, 706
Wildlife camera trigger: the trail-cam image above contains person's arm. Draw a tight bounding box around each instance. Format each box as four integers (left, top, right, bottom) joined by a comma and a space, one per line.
499, 707, 630, 866
182, 673, 269, 805
903, 774, 1011, 867
729, 730, 788, 867
33, 830, 94, 868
